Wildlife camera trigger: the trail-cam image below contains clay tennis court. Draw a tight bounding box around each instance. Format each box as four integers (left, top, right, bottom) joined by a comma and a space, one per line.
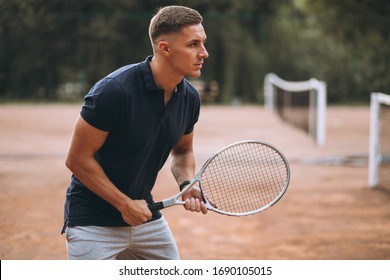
0, 104, 389, 259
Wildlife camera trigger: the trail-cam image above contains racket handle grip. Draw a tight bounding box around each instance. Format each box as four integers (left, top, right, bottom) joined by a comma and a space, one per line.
148, 202, 164, 212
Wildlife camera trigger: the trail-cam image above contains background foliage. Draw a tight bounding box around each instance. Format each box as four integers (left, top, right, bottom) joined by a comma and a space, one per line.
0, 0, 389, 104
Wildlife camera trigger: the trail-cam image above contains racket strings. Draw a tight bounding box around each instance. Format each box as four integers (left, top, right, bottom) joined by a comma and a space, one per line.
201, 142, 288, 214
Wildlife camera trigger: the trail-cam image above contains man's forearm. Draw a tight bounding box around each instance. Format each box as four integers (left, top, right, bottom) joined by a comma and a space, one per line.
66, 155, 130, 212
171, 151, 196, 185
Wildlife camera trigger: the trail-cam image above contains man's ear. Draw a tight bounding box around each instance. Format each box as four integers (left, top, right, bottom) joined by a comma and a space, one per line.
158, 40, 171, 56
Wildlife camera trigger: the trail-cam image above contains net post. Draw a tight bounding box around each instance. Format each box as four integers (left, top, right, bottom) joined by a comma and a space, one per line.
264, 73, 276, 111
368, 92, 380, 187
308, 79, 317, 144
316, 81, 327, 146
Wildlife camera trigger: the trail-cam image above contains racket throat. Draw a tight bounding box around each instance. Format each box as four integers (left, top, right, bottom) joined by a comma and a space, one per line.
164, 197, 185, 208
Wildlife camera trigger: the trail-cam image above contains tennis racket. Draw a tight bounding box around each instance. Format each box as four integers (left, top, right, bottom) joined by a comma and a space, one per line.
148, 140, 290, 216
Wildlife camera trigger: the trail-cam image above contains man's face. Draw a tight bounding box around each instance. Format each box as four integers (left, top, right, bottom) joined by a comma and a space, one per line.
166, 23, 209, 78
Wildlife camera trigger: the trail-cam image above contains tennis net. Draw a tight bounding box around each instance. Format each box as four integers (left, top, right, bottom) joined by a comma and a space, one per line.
264, 73, 327, 146
369, 92, 390, 188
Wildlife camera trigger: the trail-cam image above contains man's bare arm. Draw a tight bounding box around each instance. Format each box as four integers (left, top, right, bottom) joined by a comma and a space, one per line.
171, 131, 207, 214
65, 115, 152, 226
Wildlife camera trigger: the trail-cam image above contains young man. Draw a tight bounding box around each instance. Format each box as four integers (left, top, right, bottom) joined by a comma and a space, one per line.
62, 5, 209, 260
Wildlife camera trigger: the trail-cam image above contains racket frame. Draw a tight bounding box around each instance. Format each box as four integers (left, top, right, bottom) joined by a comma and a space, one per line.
148, 140, 290, 216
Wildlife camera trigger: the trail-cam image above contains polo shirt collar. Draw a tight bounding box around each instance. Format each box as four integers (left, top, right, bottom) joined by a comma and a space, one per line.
141, 56, 186, 96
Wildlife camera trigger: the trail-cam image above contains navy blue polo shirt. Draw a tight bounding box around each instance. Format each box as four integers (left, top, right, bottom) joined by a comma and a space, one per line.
64, 56, 201, 227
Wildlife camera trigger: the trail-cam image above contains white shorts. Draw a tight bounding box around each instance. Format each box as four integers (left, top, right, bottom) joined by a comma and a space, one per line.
65, 216, 180, 260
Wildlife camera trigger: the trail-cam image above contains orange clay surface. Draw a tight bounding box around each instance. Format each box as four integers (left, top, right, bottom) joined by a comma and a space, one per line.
0, 104, 389, 260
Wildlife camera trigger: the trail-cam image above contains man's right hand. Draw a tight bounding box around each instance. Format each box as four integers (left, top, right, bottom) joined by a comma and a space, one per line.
120, 199, 152, 226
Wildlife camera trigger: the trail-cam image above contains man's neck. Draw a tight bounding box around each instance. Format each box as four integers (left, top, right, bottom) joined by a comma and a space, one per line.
150, 56, 182, 94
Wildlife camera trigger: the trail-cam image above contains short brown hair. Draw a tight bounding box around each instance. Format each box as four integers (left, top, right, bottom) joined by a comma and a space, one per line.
149, 5, 203, 44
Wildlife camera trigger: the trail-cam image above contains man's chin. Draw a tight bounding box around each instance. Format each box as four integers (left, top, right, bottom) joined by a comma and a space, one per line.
187, 71, 202, 78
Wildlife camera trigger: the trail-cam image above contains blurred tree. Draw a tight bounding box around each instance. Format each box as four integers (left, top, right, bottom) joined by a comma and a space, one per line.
285, 0, 390, 103
0, 0, 66, 99
0, 0, 388, 103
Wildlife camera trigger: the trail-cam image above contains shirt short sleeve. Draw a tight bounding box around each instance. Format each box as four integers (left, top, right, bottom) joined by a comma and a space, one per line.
80, 78, 129, 131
